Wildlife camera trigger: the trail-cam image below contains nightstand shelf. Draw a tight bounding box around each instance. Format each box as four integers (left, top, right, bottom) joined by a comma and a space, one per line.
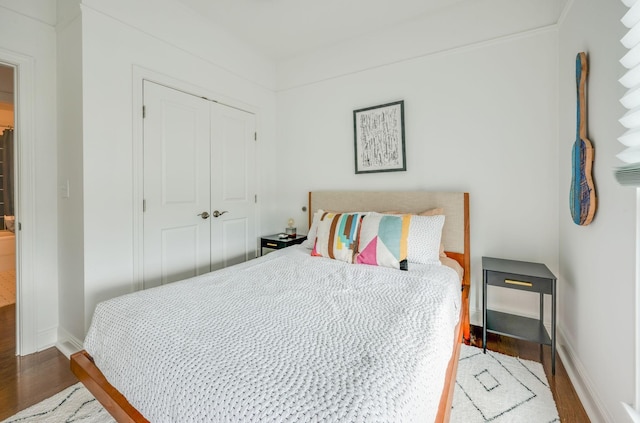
485, 310, 551, 345
482, 256, 557, 374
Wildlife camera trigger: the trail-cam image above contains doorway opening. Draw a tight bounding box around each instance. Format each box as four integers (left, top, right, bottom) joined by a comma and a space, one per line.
0, 63, 16, 355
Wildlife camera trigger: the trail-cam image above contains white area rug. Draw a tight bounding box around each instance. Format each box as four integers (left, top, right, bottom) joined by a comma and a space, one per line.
452, 344, 560, 422
1, 383, 115, 423
2, 345, 559, 423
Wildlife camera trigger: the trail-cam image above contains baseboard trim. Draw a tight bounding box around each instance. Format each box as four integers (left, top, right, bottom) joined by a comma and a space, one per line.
56, 327, 83, 359
37, 326, 57, 351
556, 327, 610, 422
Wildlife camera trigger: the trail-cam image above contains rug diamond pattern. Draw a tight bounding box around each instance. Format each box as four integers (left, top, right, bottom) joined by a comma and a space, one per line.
452, 344, 560, 422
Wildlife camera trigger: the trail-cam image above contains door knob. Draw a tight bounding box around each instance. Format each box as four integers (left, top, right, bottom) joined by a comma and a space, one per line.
198, 211, 210, 219
212, 210, 228, 218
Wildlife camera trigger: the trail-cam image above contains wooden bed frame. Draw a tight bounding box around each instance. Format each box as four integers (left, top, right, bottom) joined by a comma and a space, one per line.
71, 191, 470, 423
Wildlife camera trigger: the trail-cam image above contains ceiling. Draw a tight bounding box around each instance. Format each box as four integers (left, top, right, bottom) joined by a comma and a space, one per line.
176, 0, 472, 60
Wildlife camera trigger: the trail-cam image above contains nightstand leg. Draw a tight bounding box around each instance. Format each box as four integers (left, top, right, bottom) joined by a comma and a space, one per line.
539, 292, 544, 323
552, 280, 556, 375
482, 269, 487, 353
539, 292, 544, 363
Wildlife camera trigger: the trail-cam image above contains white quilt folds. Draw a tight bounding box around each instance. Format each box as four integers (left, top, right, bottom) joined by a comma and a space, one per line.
84, 246, 461, 423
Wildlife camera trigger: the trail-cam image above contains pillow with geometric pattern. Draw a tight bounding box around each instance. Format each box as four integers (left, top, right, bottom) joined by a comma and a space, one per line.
355, 213, 411, 270
380, 210, 447, 262
311, 212, 365, 263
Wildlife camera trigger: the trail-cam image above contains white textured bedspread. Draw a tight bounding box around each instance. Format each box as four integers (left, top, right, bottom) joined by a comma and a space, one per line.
84, 246, 461, 423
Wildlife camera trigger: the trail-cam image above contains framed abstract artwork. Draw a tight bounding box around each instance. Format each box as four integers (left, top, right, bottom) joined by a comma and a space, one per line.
353, 100, 406, 174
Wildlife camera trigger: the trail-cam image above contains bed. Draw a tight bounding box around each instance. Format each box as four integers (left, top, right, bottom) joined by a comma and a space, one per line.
71, 191, 470, 423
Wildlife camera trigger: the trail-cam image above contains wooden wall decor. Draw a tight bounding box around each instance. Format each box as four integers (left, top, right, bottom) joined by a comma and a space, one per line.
570, 52, 597, 226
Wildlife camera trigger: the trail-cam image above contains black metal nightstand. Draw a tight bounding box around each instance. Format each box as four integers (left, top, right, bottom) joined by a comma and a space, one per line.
482, 256, 557, 374
260, 234, 307, 256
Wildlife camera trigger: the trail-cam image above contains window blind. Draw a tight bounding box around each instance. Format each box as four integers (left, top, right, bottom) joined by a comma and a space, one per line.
617, 0, 640, 185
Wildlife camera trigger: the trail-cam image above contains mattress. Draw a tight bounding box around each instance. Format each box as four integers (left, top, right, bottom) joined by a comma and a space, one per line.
84, 246, 461, 422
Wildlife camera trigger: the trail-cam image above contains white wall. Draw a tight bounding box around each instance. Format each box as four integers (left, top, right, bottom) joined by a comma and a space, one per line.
0, 2, 59, 353
57, 1, 279, 335
277, 29, 559, 323
558, 1, 634, 422
57, 0, 85, 347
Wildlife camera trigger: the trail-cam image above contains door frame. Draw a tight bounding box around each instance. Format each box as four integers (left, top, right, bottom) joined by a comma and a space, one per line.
0, 49, 36, 355
132, 66, 261, 291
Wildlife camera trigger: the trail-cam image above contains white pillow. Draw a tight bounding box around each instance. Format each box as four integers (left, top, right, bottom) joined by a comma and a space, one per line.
301, 209, 324, 249
407, 214, 445, 264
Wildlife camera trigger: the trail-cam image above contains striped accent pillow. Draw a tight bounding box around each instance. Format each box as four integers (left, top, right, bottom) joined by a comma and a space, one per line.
311, 212, 364, 263
355, 213, 411, 270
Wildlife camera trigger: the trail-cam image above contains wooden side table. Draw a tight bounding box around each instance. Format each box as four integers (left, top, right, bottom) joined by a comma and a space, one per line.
260, 234, 307, 256
482, 256, 557, 374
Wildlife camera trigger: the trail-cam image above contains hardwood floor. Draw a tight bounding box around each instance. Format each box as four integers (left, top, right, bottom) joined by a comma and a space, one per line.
0, 306, 589, 422
471, 325, 591, 423
0, 303, 78, 421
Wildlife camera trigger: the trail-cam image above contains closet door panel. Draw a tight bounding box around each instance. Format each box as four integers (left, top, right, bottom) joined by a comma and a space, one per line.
220, 217, 250, 269
210, 102, 257, 271
143, 81, 212, 289
220, 113, 248, 200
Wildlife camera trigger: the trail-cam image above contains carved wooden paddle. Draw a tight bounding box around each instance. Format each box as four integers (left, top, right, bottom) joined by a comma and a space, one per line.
570, 52, 596, 226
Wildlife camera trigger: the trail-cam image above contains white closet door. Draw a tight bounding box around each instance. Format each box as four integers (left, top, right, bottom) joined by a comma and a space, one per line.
209, 102, 257, 270
143, 81, 211, 289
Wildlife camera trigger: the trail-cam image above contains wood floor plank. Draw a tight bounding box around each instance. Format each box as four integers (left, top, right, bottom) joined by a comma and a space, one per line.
0, 304, 78, 421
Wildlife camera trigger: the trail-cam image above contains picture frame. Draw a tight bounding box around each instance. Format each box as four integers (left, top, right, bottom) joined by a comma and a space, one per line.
353, 100, 406, 174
